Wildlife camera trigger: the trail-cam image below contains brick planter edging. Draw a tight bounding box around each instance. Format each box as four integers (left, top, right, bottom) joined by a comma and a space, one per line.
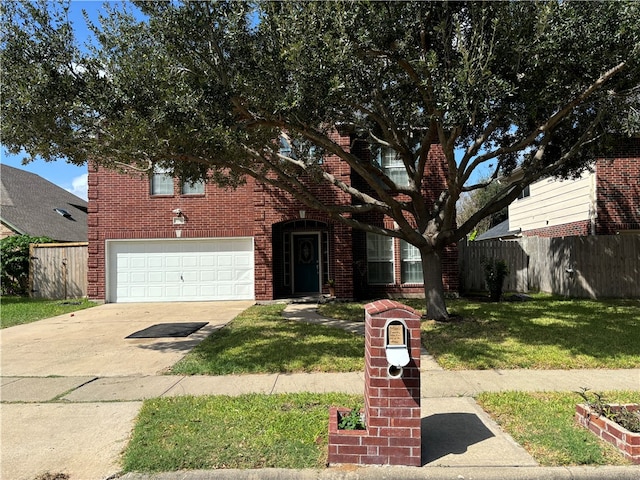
575, 403, 640, 464
328, 407, 421, 466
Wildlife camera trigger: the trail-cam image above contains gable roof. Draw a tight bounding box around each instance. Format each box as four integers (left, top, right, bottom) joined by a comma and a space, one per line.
475, 219, 521, 241
0, 164, 88, 242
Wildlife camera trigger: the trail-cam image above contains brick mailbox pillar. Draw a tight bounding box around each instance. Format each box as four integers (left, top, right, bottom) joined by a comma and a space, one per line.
328, 299, 422, 466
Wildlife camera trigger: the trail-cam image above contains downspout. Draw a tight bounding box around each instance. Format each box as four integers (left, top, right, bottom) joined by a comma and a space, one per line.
590, 166, 597, 235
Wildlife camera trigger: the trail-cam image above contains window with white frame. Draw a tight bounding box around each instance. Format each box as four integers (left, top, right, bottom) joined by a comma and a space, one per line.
181, 179, 205, 195
366, 233, 394, 284
151, 166, 174, 195
279, 135, 320, 164
401, 240, 423, 284
379, 146, 410, 186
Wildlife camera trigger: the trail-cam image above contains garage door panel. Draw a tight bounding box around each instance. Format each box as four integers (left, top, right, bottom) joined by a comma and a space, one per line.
182, 285, 198, 296
147, 286, 164, 297
108, 238, 254, 302
166, 271, 182, 282
236, 285, 252, 296
201, 256, 215, 266
183, 257, 198, 268
130, 257, 147, 268
237, 270, 252, 281
182, 271, 198, 282
130, 272, 147, 283
200, 271, 215, 281
129, 286, 147, 298
148, 271, 164, 282
217, 269, 233, 281
218, 255, 233, 266
148, 257, 163, 268
165, 257, 181, 268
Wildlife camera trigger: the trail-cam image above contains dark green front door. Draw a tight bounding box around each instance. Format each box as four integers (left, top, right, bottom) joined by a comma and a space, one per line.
293, 234, 320, 293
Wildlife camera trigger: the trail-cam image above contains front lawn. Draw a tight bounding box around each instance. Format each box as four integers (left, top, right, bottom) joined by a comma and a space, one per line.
0, 296, 97, 328
170, 304, 364, 375
318, 296, 640, 370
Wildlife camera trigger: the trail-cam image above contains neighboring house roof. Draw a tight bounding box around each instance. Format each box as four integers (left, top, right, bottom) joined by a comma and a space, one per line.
475, 219, 521, 241
0, 164, 88, 242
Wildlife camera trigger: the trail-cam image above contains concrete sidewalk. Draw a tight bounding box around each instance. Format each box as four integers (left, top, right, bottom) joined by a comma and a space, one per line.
2, 368, 638, 403
1, 302, 639, 480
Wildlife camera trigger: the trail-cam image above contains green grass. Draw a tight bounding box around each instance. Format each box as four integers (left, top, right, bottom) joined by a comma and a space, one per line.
0, 296, 97, 328
123, 391, 639, 472
477, 390, 640, 466
318, 302, 366, 323
170, 304, 364, 375
318, 296, 640, 370
122, 393, 362, 472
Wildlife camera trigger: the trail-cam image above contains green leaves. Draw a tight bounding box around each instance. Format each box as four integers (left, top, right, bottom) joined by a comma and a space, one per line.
0, 235, 54, 295
2, 1, 639, 317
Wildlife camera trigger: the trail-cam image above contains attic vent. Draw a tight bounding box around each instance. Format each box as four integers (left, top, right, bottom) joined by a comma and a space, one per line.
54, 208, 72, 218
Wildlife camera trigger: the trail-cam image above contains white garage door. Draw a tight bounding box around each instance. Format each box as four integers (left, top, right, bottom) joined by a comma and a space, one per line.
107, 238, 254, 302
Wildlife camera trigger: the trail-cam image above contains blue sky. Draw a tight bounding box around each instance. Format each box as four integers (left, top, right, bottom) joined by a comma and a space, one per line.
1, 1, 112, 201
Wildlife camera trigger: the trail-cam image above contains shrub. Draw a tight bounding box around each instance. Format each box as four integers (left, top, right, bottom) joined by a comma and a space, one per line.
0, 235, 54, 295
483, 258, 509, 301
577, 388, 640, 433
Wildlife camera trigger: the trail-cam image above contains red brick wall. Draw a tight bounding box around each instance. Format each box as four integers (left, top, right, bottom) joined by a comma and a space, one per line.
87, 163, 257, 300
254, 128, 354, 299
595, 139, 640, 234
575, 403, 640, 464
521, 220, 591, 238
88, 131, 459, 301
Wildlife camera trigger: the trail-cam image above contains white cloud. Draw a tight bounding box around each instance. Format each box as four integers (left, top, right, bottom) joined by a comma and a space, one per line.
67, 173, 88, 201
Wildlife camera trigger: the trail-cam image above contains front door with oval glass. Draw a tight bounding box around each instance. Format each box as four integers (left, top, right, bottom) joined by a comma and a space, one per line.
293, 233, 320, 294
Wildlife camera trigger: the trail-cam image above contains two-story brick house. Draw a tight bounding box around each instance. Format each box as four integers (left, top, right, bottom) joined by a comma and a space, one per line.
87, 130, 458, 303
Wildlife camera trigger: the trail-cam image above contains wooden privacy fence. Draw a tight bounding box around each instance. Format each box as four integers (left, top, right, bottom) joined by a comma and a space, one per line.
458, 235, 639, 298
29, 242, 88, 299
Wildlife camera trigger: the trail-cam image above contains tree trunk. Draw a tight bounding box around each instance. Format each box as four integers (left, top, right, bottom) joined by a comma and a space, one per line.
420, 248, 450, 321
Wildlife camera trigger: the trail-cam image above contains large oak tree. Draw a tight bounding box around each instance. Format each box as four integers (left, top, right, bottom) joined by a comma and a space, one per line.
2, 1, 638, 319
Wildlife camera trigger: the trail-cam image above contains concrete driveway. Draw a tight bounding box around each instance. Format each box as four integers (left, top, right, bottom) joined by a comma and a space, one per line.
1, 300, 253, 480
0, 300, 254, 376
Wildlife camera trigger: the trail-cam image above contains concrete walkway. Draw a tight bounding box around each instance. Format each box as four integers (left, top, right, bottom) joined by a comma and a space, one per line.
1, 302, 639, 480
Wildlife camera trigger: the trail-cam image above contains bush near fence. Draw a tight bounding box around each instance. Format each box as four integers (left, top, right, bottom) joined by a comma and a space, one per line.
458, 235, 639, 298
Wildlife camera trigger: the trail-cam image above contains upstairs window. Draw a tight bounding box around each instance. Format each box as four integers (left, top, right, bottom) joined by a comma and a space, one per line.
401, 240, 423, 284
181, 179, 205, 195
366, 233, 394, 284
517, 185, 530, 200
151, 167, 173, 195
279, 136, 321, 164
378, 147, 410, 186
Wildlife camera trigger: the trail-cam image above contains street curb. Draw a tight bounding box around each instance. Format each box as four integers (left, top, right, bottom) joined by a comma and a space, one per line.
119, 466, 640, 480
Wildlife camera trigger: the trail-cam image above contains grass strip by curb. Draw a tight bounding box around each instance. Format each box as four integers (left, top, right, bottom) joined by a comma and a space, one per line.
477, 390, 640, 466
123, 391, 640, 473
122, 393, 362, 472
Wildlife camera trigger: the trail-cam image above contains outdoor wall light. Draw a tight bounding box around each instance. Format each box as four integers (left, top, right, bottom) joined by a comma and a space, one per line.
299, 210, 306, 219
172, 208, 186, 225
